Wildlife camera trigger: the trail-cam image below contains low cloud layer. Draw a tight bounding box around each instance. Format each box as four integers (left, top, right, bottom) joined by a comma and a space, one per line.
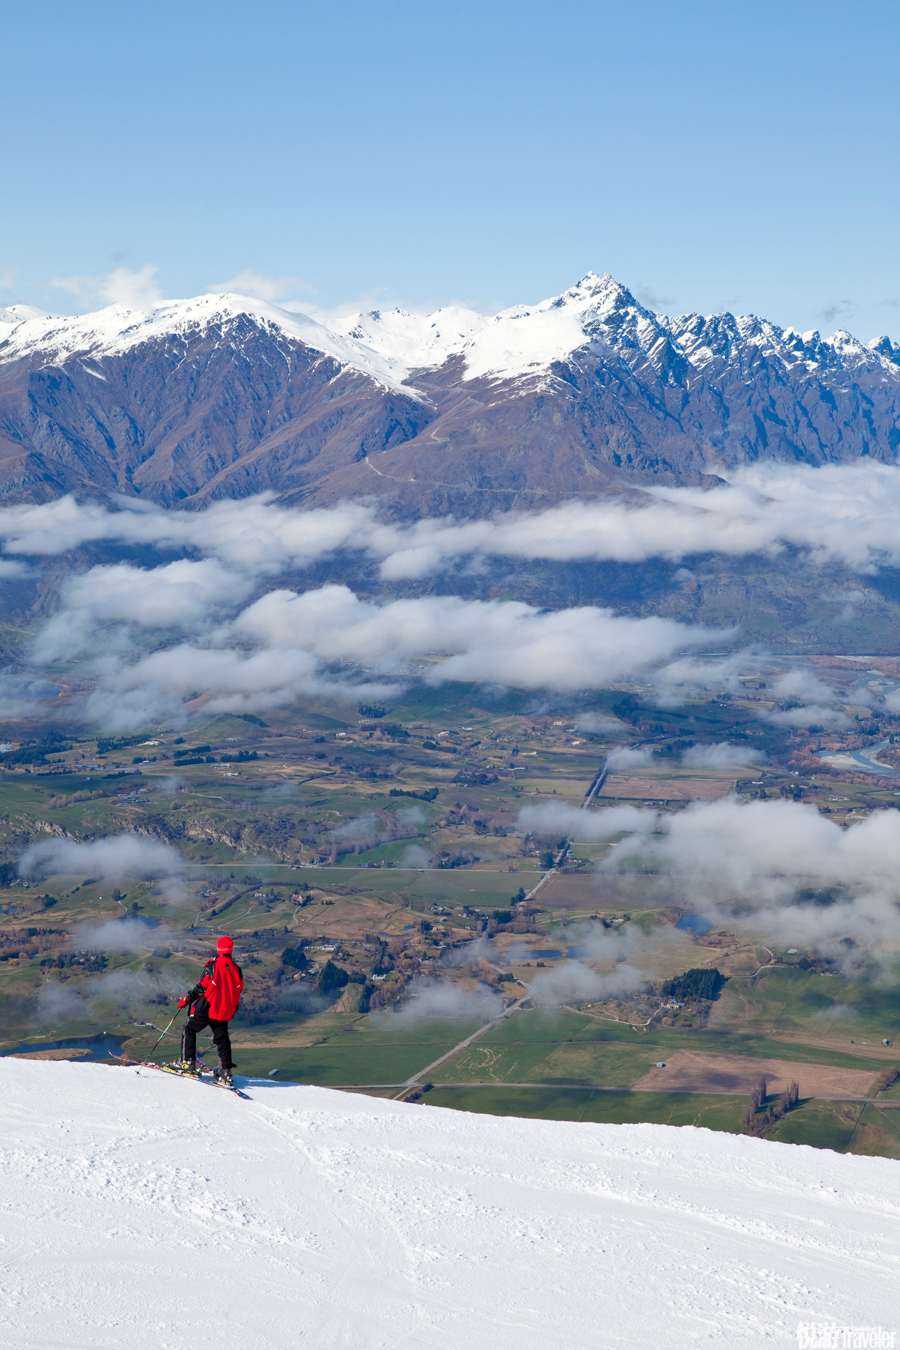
7, 461, 900, 574
605, 746, 655, 771
767, 706, 851, 730
602, 796, 900, 899
19, 833, 184, 882
518, 794, 900, 962
374, 977, 504, 1026
681, 742, 765, 768
8, 460, 900, 728
518, 800, 650, 842
35, 965, 182, 1022
526, 959, 643, 1006
23, 574, 722, 730
32, 558, 252, 664
233, 586, 718, 691
72, 918, 175, 952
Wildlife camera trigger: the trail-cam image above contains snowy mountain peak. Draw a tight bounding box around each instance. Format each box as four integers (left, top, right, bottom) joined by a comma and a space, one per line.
0, 292, 415, 395
333, 303, 486, 370
2, 277, 897, 399
0, 273, 665, 391
460, 272, 664, 383
559, 270, 627, 303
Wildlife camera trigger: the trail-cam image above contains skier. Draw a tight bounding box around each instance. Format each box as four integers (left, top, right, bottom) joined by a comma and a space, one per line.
173, 935, 244, 1085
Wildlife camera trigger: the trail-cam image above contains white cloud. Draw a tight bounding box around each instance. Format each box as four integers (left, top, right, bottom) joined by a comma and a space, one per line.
651, 652, 752, 705
767, 706, 851, 729
522, 793, 900, 951
771, 670, 837, 703
373, 978, 504, 1026
11, 462, 900, 577
517, 800, 649, 841
575, 712, 625, 735
605, 746, 655, 771
79, 639, 402, 733
399, 844, 432, 869
0, 676, 61, 719
51, 265, 163, 311
24, 553, 717, 723
19, 833, 184, 882
527, 960, 643, 1006
681, 742, 765, 768
599, 796, 900, 953
33, 559, 252, 663
0, 494, 374, 566
68, 558, 249, 626
73, 918, 175, 951
227, 585, 720, 694
86, 968, 183, 1006
16, 464, 900, 731
209, 270, 312, 303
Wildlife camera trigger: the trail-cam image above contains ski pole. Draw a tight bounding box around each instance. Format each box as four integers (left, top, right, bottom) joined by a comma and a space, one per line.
150, 1011, 179, 1053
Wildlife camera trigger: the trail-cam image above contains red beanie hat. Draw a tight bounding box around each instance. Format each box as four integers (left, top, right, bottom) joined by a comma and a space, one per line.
217, 934, 234, 954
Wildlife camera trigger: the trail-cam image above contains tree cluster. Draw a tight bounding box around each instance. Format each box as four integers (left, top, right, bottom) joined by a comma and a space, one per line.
281, 944, 308, 971
1, 732, 72, 767
873, 1067, 899, 1094
744, 1076, 800, 1130
317, 959, 349, 995
40, 950, 107, 972
661, 968, 724, 1001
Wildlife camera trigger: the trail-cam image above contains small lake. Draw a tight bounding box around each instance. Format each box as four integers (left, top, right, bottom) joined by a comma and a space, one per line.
532, 949, 563, 959
1, 1032, 127, 1062
676, 915, 713, 935
566, 944, 590, 958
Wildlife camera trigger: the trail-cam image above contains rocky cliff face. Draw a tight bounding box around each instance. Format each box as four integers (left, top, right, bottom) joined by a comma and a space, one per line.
0, 274, 897, 514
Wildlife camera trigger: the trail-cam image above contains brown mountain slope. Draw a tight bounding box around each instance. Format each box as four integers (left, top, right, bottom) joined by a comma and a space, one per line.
0, 277, 897, 515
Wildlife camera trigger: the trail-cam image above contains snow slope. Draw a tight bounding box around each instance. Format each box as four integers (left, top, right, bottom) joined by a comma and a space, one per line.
336, 303, 486, 369
4, 276, 896, 398
0, 293, 413, 395
334, 273, 671, 383
1, 1059, 897, 1349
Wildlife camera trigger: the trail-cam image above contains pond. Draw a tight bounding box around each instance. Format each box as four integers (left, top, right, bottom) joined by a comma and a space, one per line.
676, 915, 713, 936
1, 1032, 127, 1062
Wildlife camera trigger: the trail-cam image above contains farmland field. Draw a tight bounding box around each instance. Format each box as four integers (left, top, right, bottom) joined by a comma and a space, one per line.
0, 680, 898, 1156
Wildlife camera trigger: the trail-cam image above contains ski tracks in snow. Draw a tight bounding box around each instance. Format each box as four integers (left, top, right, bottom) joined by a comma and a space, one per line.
0, 1059, 899, 1348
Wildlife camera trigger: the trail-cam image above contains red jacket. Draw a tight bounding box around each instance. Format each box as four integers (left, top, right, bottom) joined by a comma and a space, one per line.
190, 954, 244, 1020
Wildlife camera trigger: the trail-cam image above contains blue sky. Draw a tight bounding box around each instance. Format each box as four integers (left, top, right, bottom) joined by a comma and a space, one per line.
2, 0, 898, 338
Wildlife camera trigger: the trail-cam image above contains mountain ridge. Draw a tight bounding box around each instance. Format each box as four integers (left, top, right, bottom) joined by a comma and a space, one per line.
0, 273, 898, 513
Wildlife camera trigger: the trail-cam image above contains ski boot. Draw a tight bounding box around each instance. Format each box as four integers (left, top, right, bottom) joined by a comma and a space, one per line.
169, 1059, 201, 1076
214, 1067, 234, 1087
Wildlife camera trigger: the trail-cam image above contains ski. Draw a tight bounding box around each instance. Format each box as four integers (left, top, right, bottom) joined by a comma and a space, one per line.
195, 1054, 251, 1099
121, 1055, 251, 1100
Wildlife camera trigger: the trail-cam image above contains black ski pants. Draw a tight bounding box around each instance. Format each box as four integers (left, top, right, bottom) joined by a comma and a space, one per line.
181, 998, 232, 1071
